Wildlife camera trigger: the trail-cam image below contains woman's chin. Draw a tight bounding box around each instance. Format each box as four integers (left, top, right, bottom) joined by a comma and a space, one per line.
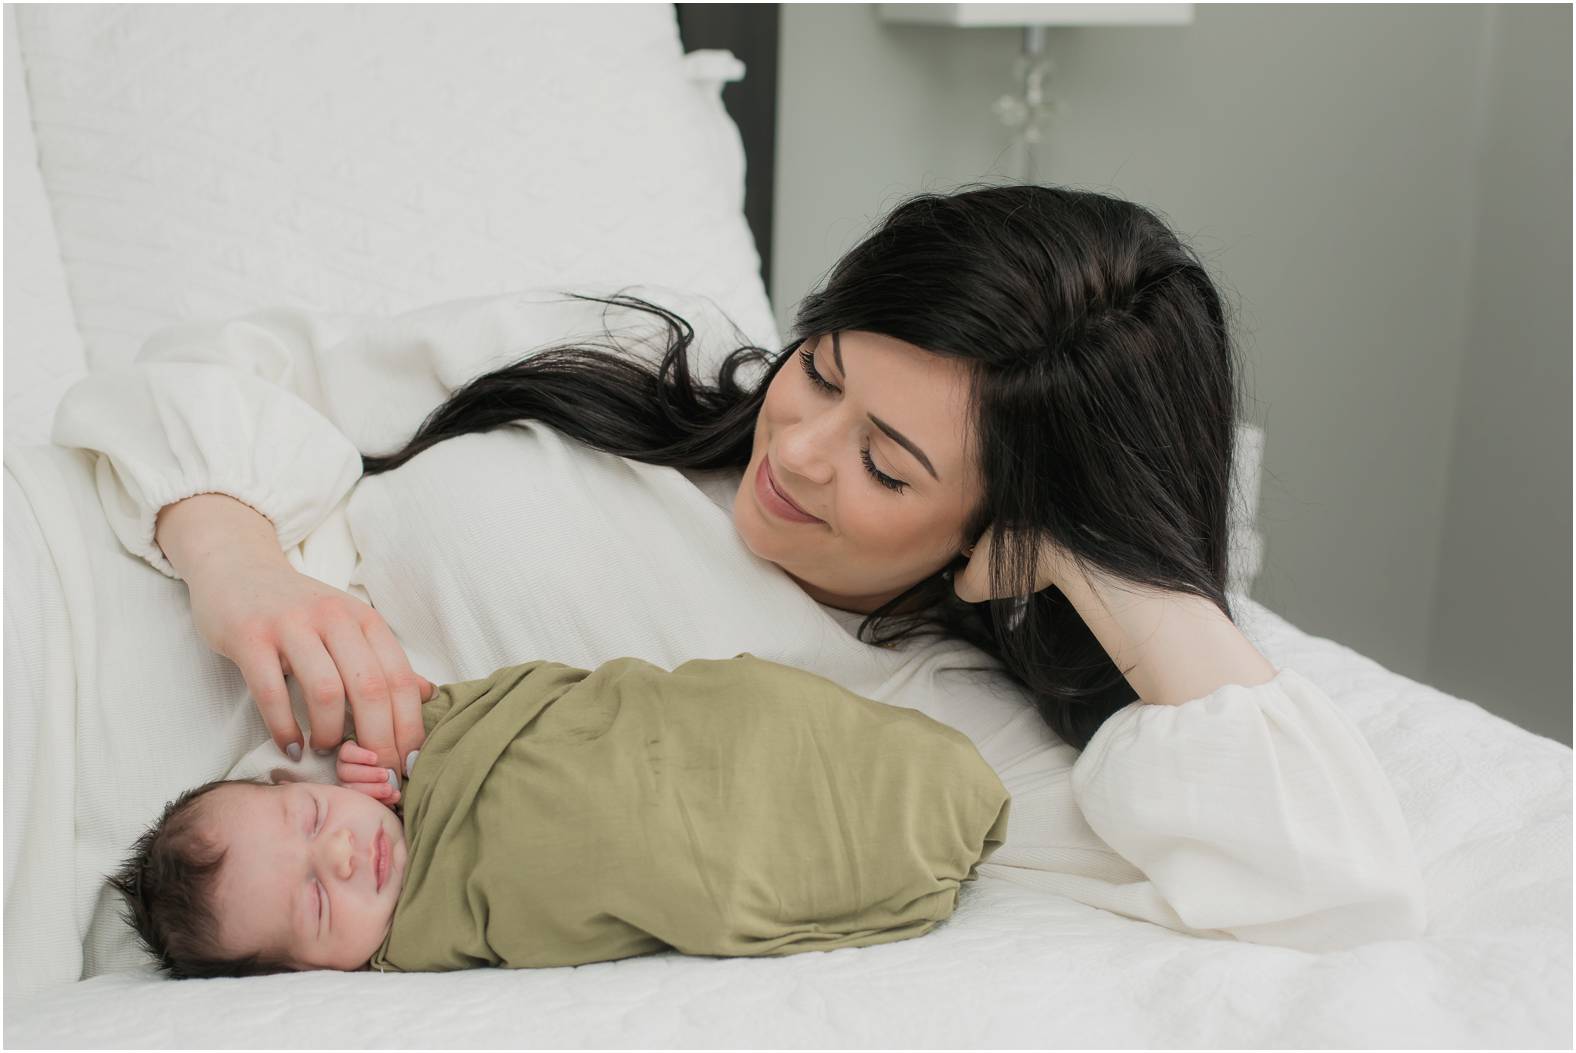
730, 487, 773, 557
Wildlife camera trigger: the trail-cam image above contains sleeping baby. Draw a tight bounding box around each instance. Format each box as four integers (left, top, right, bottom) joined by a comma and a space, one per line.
110, 653, 1011, 977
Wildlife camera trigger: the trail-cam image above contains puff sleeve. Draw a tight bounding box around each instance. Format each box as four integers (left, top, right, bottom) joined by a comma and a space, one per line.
51, 308, 372, 580
1069, 666, 1429, 952
50, 285, 756, 581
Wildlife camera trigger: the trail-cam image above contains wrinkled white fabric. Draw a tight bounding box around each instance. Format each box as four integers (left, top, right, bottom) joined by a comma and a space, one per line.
48, 286, 1428, 961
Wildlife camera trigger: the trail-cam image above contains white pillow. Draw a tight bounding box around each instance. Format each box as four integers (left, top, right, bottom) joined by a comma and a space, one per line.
15, 5, 781, 374
3, 6, 88, 447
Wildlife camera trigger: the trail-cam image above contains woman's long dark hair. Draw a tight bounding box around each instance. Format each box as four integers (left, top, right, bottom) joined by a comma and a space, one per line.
362, 184, 1251, 750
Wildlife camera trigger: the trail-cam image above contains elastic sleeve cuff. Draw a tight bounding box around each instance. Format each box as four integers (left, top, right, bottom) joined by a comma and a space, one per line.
54, 363, 364, 581
106, 479, 291, 581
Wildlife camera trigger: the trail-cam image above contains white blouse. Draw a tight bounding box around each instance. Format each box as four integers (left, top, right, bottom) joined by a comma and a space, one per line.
51, 285, 1428, 953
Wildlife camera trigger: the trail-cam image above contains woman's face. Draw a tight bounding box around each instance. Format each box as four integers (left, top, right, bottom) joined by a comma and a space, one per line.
732, 330, 985, 613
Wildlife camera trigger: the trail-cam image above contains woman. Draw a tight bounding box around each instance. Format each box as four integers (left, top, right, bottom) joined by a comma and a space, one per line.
52, 184, 1426, 952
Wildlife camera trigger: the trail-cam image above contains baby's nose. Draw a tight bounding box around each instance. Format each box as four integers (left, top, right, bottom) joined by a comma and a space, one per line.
324, 828, 355, 881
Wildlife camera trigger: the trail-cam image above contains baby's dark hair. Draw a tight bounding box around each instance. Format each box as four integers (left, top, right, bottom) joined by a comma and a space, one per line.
107, 776, 293, 980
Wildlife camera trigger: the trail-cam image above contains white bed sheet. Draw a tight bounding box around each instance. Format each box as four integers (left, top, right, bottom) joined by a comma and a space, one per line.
4, 441, 1569, 1047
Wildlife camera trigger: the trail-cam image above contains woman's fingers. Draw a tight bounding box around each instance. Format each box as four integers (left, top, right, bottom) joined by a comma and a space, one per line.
277, 601, 425, 773
278, 625, 347, 753
234, 643, 302, 760
186, 557, 427, 768
952, 524, 996, 603
360, 615, 427, 774
320, 617, 398, 770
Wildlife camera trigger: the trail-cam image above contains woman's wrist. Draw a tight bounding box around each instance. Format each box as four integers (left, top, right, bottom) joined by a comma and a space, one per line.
1059, 565, 1277, 706
155, 492, 288, 582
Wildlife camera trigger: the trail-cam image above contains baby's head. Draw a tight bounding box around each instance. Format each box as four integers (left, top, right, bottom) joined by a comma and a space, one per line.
109, 775, 407, 978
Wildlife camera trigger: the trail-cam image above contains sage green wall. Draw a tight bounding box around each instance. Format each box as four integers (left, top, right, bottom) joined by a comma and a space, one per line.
1426, 5, 1571, 745
770, 4, 1571, 742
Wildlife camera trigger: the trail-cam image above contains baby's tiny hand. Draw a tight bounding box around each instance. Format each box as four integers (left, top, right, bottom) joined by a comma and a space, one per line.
337, 741, 402, 808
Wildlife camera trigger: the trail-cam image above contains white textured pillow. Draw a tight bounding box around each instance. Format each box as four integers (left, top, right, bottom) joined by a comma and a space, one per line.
15, 5, 781, 373
3, 6, 88, 447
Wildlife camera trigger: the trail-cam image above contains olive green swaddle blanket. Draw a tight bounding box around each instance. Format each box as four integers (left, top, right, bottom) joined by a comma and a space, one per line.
370, 654, 1010, 971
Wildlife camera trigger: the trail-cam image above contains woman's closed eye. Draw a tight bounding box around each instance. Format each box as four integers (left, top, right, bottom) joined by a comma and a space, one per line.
796, 346, 910, 494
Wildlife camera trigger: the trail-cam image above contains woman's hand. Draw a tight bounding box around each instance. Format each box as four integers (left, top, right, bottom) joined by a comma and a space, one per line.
336, 741, 404, 808
158, 493, 434, 772
179, 530, 434, 774
954, 522, 1276, 704
951, 523, 1079, 603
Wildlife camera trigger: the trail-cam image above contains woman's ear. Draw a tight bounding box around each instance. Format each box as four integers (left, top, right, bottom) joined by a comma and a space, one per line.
961, 520, 992, 559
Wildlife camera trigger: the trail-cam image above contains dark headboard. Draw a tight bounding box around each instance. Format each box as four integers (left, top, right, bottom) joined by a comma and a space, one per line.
674, 4, 779, 292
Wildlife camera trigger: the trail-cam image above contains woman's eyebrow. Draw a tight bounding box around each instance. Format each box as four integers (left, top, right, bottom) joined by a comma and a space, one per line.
831, 331, 941, 482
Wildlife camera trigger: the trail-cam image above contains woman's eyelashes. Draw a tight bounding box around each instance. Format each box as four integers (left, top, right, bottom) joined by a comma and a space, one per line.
796, 347, 909, 494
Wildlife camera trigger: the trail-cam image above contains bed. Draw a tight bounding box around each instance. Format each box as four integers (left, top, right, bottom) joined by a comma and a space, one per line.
4, 6, 1570, 1048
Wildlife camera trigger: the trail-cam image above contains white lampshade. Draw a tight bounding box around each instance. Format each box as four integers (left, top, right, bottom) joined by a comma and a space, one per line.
877, 4, 1194, 27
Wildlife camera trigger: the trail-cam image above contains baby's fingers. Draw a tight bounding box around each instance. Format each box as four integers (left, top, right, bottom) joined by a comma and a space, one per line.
337, 741, 403, 805
337, 741, 380, 766
349, 782, 401, 808
337, 759, 393, 784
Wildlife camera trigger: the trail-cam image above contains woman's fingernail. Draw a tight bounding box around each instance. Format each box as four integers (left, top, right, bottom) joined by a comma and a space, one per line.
404, 751, 420, 777
386, 769, 401, 794
285, 742, 302, 762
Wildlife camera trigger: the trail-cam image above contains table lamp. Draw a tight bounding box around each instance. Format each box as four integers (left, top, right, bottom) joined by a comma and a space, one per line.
877, 4, 1194, 182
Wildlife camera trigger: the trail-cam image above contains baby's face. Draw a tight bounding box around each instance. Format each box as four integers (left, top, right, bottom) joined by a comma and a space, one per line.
204, 780, 407, 971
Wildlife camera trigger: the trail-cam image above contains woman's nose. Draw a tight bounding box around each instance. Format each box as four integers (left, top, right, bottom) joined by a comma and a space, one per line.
774, 415, 836, 485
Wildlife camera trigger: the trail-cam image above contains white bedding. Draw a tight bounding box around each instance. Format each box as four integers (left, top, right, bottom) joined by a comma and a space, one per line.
29, 284, 1435, 972
3, 455, 1568, 1046
3, 290, 1570, 1047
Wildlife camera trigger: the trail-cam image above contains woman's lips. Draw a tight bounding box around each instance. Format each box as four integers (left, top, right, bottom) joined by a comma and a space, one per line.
757, 456, 823, 523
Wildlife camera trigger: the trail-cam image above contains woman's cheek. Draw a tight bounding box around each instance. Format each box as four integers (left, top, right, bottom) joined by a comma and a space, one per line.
837, 492, 903, 553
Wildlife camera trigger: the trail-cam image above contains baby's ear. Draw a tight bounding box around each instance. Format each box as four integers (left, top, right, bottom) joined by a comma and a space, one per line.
268, 766, 308, 785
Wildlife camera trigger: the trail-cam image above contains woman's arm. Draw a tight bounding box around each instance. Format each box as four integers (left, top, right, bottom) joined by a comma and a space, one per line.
53, 286, 737, 772
954, 524, 1427, 949
1056, 567, 1277, 707
154, 492, 284, 580
952, 522, 1275, 706
51, 305, 442, 770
